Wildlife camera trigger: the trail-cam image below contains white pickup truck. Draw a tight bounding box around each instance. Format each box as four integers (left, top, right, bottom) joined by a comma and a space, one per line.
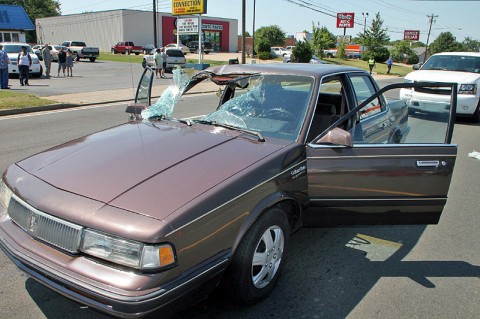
61, 41, 99, 62
400, 52, 480, 122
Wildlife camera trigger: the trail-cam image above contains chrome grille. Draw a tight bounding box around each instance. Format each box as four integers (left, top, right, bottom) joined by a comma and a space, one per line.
8, 197, 83, 253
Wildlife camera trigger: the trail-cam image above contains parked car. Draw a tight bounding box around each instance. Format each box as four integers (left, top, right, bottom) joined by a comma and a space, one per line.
283, 54, 327, 64
61, 41, 99, 62
49, 45, 67, 62
1, 42, 43, 77
142, 43, 155, 54
32, 44, 45, 61
164, 43, 189, 55
111, 41, 143, 55
187, 40, 213, 54
271, 46, 289, 57
0, 63, 458, 318
142, 48, 186, 71
400, 52, 480, 122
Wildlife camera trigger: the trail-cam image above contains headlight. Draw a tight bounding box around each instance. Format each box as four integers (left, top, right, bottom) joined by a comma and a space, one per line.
81, 229, 176, 270
458, 84, 477, 95
0, 179, 13, 213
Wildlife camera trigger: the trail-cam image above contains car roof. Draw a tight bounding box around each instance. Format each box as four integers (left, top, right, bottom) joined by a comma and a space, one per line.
432, 52, 480, 58
207, 63, 365, 78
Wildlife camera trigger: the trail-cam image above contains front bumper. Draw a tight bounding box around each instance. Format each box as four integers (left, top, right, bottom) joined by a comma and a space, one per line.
400, 88, 479, 116
0, 217, 228, 318
8, 63, 42, 75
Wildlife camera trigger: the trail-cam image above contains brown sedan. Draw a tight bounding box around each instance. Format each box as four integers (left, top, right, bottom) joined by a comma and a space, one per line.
0, 63, 458, 318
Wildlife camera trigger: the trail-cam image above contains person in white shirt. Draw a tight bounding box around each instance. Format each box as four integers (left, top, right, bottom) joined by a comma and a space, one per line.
17, 46, 32, 86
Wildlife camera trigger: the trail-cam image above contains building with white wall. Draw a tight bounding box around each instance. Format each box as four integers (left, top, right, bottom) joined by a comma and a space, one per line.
36, 10, 238, 52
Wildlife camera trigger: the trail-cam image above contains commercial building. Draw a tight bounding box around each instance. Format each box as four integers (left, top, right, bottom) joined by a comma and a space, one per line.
0, 4, 34, 43
36, 10, 238, 52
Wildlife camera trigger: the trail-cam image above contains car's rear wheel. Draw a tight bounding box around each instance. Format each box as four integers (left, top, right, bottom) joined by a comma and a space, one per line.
223, 207, 289, 304
89, 57, 96, 62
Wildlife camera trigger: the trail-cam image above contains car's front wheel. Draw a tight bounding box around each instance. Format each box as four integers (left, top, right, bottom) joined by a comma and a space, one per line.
223, 207, 289, 304
473, 101, 480, 123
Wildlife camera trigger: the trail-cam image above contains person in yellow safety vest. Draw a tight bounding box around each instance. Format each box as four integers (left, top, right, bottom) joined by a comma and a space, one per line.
368, 57, 375, 74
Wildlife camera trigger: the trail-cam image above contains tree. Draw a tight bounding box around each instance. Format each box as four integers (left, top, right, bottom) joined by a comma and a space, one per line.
390, 40, 418, 64
0, 0, 61, 43
309, 22, 335, 59
429, 32, 464, 54
358, 12, 390, 62
291, 41, 313, 63
254, 25, 286, 52
462, 37, 480, 52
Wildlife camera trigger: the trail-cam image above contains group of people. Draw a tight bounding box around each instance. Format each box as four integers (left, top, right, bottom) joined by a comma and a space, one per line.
368, 57, 393, 75
41, 44, 74, 78
154, 48, 167, 78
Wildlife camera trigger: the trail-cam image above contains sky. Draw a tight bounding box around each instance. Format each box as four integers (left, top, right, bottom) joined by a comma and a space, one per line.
57, 0, 480, 44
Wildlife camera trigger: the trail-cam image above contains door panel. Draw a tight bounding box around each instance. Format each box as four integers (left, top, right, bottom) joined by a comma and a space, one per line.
304, 82, 458, 226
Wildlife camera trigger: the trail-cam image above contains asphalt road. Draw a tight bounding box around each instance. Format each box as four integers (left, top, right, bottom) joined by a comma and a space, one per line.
1, 83, 480, 319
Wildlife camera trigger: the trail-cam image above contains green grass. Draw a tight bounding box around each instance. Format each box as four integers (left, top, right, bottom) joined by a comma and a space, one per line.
0, 90, 57, 110
97, 52, 144, 63
324, 57, 412, 77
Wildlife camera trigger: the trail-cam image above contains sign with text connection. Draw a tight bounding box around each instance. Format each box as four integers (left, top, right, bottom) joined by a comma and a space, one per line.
337, 12, 355, 28
404, 30, 420, 41
172, 0, 207, 16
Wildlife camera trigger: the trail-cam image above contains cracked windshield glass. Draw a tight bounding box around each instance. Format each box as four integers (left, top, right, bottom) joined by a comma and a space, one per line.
144, 69, 314, 142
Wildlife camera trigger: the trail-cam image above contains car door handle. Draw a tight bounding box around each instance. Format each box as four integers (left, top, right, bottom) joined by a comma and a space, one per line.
416, 160, 440, 168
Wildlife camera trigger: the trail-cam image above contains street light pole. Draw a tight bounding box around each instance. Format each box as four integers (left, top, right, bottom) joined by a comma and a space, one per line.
362, 12, 368, 36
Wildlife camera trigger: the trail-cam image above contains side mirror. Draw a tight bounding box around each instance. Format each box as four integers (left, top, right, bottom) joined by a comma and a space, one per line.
316, 127, 353, 147
412, 63, 422, 70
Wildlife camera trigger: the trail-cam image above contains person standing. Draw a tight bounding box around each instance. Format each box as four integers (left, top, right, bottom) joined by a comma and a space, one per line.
387, 57, 393, 74
153, 48, 163, 78
57, 47, 66, 77
17, 46, 32, 86
0, 44, 10, 89
65, 49, 74, 77
161, 48, 167, 78
42, 44, 52, 78
368, 57, 376, 74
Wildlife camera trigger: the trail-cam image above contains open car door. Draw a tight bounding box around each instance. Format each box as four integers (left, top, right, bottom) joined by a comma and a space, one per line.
125, 67, 154, 120
304, 82, 458, 226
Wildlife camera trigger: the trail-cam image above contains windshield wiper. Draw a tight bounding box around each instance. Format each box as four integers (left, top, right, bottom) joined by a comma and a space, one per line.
150, 115, 192, 126
196, 120, 265, 142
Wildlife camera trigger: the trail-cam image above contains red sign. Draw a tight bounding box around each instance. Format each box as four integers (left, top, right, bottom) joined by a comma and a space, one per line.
404, 30, 420, 41
337, 12, 355, 28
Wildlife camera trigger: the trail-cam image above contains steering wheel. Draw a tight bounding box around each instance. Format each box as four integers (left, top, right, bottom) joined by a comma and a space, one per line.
263, 108, 296, 122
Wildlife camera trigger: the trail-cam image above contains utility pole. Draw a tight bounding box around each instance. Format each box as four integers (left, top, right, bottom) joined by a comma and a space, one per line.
242, 0, 246, 64
423, 13, 438, 63
153, 0, 157, 48
362, 12, 368, 37
252, 0, 256, 58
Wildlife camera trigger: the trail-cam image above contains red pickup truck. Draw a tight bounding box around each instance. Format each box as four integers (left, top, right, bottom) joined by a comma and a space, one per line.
111, 41, 143, 55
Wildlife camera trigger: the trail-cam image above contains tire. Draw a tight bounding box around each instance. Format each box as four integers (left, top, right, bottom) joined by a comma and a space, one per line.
142, 60, 147, 68
89, 57, 96, 62
135, 52, 139, 55
223, 207, 289, 304
472, 101, 480, 123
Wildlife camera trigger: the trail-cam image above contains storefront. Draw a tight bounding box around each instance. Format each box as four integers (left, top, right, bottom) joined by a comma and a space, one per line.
36, 10, 238, 53
161, 16, 230, 52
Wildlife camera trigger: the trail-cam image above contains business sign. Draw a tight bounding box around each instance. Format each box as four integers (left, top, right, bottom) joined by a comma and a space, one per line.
177, 17, 199, 34
336, 35, 352, 43
172, 0, 207, 16
337, 12, 355, 28
404, 30, 420, 41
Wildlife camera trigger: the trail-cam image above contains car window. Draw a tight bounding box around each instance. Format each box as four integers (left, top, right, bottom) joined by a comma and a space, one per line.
3, 44, 33, 53
71, 42, 86, 47
166, 49, 184, 57
422, 55, 480, 73
350, 75, 384, 120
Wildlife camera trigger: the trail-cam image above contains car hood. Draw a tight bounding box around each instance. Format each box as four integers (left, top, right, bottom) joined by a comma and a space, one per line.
406, 70, 480, 84
17, 122, 284, 220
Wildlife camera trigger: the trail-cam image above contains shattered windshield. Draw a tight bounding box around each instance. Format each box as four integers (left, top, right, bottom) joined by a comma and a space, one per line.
142, 69, 314, 142
422, 55, 480, 73
203, 74, 314, 141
